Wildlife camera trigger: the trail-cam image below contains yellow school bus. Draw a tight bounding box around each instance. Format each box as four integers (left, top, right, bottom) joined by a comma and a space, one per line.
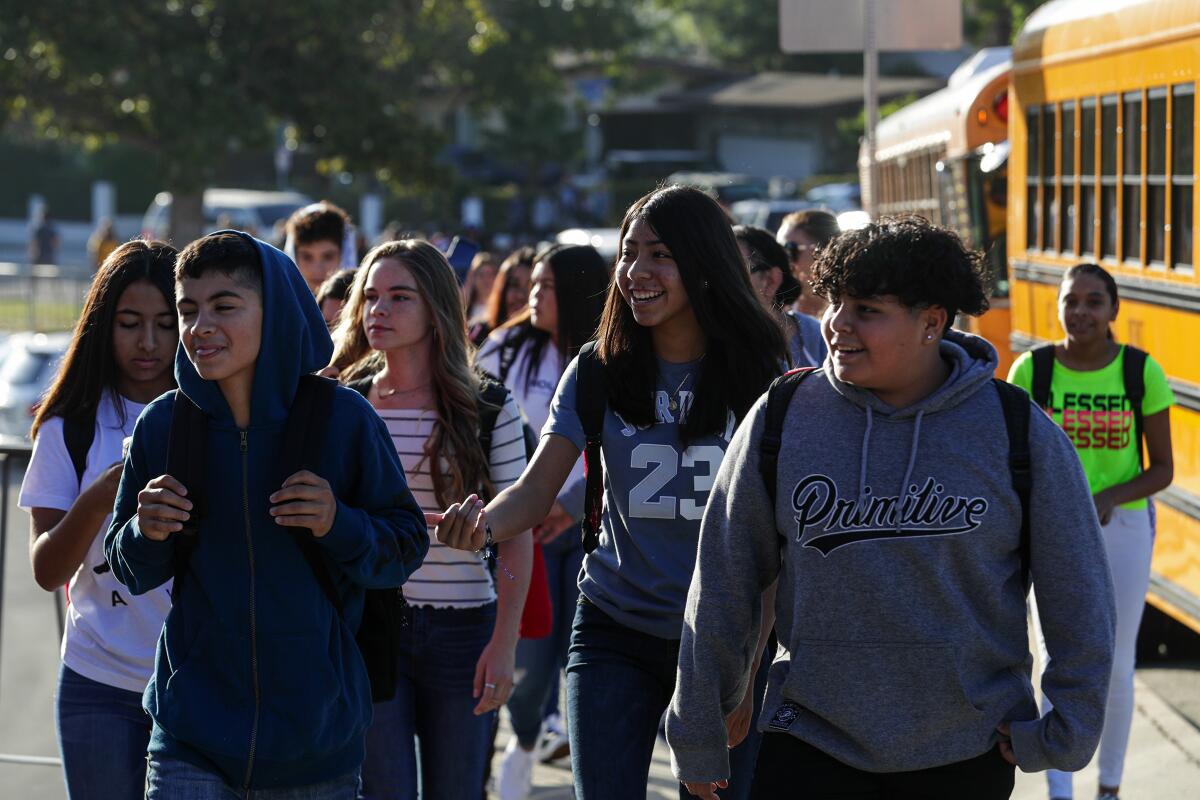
1010, 0, 1200, 633
862, 48, 1014, 377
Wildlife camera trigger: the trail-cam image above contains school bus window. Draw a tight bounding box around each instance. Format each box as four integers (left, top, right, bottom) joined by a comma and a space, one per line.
1081, 99, 1097, 256
1061, 101, 1077, 254
1027, 106, 1040, 250
1147, 88, 1167, 265
1173, 84, 1194, 271
1101, 95, 1119, 259
1043, 104, 1057, 251
1122, 91, 1143, 264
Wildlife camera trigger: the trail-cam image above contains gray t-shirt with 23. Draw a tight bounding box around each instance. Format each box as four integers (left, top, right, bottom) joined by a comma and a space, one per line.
544, 354, 736, 639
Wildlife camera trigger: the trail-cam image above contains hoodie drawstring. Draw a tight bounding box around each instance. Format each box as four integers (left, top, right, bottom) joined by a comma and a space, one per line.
858, 406, 874, 505
896, 410, 925, 533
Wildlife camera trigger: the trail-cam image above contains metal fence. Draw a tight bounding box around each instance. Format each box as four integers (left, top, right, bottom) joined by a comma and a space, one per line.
0, 262, 91, 333
0, 439, 64, 768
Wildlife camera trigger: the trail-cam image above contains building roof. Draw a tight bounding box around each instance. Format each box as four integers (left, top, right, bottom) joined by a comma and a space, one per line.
609, 71, 938, 113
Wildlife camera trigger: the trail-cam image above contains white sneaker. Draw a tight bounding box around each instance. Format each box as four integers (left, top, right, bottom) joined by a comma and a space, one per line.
535, 712, 570, 763
496, 737, 534, 800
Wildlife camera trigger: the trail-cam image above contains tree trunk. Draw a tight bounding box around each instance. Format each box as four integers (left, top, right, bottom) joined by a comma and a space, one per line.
168, 189, 205, 248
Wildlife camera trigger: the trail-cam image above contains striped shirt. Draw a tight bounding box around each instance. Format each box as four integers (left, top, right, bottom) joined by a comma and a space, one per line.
377, 393, 527, 608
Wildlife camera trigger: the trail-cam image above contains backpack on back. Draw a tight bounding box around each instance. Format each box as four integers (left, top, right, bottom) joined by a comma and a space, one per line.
575, 342, 608, 554
168, 374, 405, 703
1030, 343, 1148, 467
758, 369, 1035, 591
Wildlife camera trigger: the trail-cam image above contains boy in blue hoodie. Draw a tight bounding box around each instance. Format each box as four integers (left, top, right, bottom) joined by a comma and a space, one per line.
105, 231, 428, 798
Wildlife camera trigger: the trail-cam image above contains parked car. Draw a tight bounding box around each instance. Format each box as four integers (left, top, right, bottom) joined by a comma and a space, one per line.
0, 332, 70, 439
141, 188, 313, 241
555, 228, 622, 262
729, 199, 813, 235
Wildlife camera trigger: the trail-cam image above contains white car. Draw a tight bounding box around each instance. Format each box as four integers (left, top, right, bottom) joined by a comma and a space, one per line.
0, 332, 71, 439
141, 188, 313, 241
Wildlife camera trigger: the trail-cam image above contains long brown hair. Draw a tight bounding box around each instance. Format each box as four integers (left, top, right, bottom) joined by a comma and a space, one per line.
32, 240, 177, 439
598, 185, 785, 443
331, 240, 491, 505
483, 246, 536, 331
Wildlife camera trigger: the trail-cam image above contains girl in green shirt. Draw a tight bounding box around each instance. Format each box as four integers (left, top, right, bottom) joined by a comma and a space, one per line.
1008, 262, 1175, 800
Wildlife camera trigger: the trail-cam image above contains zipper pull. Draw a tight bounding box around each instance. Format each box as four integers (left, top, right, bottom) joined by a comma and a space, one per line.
240, 430, 248, 453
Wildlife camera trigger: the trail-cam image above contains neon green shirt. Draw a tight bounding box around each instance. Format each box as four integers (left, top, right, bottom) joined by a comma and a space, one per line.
1008, 346, 1174, 510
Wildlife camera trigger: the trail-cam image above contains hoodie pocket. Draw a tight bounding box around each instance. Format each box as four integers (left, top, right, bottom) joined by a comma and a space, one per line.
782, 639, 985, 766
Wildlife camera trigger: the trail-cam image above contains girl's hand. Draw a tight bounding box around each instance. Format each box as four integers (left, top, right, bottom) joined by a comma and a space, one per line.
682, 779, 729, 799
1092, 490, 1117, 526
472, 635, 515, 715
84, 461, 124, 514
534, 501, 573, 544
725, 678, 756, 748
136, 475, 192, 541
427, 494, 487, 551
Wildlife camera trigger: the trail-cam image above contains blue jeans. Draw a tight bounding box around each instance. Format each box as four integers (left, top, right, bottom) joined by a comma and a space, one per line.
145, 755, 360, 799
567, 598, 764, 800
56, 663, 152, 800
361, 603, 497, 800
507, 530, 584, 747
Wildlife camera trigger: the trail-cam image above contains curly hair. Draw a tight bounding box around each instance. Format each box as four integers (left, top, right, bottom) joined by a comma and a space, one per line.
810, 216, 991, 330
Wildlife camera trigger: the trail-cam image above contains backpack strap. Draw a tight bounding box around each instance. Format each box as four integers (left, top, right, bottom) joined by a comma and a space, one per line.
498, 338, 521, 385
993, 379, 1033, 592
62, 412, 97, 489
1122, 346, 1148, 469
576, 341, 608, 554
1030, 344, 1056, 411
476, 378, 509, 470
166, 390, 208, 599
278, 375, 342, 614
759, 368, 820, 508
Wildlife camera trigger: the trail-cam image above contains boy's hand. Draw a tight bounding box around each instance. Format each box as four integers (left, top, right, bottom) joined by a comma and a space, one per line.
270, 471, 336, 538
427, 494, 487, 551
682, 779, 728, 799
137, 475, 192, 542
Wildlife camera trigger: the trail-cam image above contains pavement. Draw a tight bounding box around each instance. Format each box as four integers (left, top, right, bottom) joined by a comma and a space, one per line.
1, 451, 1197, 799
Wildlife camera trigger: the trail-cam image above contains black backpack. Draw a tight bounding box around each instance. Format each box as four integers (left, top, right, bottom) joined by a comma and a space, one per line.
1030, 344, 1148, 467
63, 409, 118, 577
167, 374, 406, 703
575, 342, 608, 554
757, 368, 1035, 591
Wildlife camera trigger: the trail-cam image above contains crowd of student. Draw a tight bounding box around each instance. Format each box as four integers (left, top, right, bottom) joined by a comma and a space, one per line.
17, 185, 1171, 800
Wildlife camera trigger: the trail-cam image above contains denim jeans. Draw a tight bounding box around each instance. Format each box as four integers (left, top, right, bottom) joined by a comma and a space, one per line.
144, 755, 360, 799
56, 663, 152, 800
750, 733, 1014, 799
507, 530, 584, 747
567, 598, 762, 800
361, 602, 497, 800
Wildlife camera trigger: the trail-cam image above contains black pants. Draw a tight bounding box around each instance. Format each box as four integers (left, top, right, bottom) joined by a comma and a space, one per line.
750, 733, 1014, 799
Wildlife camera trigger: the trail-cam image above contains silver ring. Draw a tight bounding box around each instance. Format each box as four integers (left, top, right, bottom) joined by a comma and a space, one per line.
484, 682, 497, 689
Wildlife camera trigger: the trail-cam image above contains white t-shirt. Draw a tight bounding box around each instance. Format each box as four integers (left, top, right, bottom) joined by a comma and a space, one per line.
477, 327, 584, 503
19, 392, 172, 693
376, 393, 527, 608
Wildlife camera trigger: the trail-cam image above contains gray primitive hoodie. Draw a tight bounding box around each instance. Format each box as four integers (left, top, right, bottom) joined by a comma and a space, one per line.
667, 331, 1116, 782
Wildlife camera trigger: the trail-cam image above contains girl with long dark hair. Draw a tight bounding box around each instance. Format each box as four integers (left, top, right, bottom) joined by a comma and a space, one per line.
329, 240, 533, 800
477, 244, 610, 798
1009, 262, 1174, 800
431, 185, 786, 799
21, 240, 178, 799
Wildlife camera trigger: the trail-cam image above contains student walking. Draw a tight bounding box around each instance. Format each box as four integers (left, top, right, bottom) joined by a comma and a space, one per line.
21, 240, 178, 800
735, 224, 827, 368
477, 243, 610, 800
431, 185, 786, 800
105, 231, 428, 799
775, 209, 838, 320
328, 239, 533, 800
668, 217, 1117, 800
1008, 263, 1174, 800
468, 247, 535, 347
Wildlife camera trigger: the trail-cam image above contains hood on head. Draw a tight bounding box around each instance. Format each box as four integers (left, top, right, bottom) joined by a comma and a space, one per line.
175, 230, 334, 424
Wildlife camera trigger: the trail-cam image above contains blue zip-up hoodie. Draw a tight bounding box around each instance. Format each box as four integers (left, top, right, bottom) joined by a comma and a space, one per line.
105, 232, 428, 790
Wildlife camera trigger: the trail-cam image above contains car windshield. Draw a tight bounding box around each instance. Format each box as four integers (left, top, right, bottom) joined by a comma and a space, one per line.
256, 203, 307, 228
0, 348, 51, 385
